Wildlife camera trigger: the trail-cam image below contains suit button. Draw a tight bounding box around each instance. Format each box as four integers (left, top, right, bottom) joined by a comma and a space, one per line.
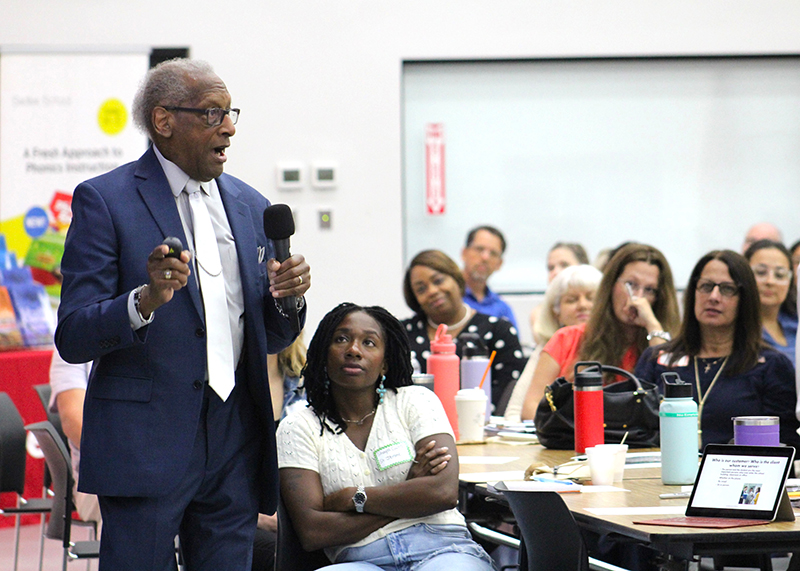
193, 380, 203, 390
195, 328, 205, 338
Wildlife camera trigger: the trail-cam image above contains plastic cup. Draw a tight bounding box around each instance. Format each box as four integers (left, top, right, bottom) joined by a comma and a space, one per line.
596, 443, 629, 481
586, 445, 618, 486
455, 388, 487, 443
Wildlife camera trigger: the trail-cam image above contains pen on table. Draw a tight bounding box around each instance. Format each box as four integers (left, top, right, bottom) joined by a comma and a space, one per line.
533, 476, 580, 486
659, 492, 691, 499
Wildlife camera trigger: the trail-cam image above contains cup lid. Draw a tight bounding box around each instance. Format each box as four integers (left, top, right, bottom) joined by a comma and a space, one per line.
732, 416, 779, 426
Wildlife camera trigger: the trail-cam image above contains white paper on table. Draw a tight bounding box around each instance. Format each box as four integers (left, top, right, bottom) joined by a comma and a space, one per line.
495, 480, 582, 492
459, 456, 520, 465
624, 463, 662, 470
460, 470, 525, 483
585, 506, 687, 516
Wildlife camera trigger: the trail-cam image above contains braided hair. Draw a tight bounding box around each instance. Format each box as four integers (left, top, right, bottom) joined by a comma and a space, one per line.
304, 302, 414, 434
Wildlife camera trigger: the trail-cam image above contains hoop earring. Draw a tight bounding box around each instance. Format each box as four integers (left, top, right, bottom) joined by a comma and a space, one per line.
376, 375, 386, 405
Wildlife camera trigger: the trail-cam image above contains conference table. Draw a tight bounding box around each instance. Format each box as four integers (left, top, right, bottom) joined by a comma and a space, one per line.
457, 439, 800, 569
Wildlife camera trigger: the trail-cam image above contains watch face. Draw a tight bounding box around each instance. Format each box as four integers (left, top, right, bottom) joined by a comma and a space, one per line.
354, 492, 366, 503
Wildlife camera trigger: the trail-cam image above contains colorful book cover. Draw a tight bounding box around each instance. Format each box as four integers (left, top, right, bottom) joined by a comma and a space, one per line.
0, 286, 24, 349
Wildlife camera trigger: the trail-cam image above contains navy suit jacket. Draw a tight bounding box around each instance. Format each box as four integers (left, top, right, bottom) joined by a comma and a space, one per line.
55, 147, 299, 514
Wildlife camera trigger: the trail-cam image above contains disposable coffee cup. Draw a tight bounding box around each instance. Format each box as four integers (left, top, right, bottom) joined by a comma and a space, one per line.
733, 416, 779, 446
590, 443, 628, 481
586, 445, 618, 486
455, 388, 487, 443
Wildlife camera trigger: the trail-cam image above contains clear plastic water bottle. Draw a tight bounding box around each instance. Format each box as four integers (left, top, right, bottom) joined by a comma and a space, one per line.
659, 372, 699, 485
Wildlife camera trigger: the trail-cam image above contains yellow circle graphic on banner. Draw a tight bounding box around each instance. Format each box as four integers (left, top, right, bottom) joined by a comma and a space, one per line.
98, 98, 127, 135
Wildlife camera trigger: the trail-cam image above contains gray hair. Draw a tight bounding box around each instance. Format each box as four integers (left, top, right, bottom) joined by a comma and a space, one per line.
534, 264, 603, 344
132, 59, 216, 139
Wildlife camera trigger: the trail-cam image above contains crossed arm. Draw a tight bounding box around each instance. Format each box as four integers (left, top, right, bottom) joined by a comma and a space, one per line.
280, 433, 457, 552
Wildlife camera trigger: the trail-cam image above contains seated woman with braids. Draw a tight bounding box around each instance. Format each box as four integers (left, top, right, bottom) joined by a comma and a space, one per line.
276, 303, 493, 571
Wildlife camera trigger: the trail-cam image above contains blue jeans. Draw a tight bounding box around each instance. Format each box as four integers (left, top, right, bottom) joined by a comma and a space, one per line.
322, 524, 495, 571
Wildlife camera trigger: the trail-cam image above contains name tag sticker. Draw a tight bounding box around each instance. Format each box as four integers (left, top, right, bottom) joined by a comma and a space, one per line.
374, 441, 414, 471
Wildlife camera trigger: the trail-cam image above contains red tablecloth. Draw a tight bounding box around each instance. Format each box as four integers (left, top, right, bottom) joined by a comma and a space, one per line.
0, 348, 54, 527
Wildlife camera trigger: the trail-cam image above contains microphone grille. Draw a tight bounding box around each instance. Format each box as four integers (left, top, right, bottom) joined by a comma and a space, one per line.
263, 204, 296, 240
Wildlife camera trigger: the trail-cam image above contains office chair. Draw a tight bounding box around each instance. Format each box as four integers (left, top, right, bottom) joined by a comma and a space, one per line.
496, 484, 629, 571
275, 496, 330, 571
25, 421, 100, 571
0, 392, 53, 571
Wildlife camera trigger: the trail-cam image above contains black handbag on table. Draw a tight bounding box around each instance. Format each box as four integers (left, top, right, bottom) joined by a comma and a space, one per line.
534, 362, 660, 449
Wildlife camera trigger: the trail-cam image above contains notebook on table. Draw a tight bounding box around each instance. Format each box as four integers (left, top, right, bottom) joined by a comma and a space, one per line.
634, 444, 796, 529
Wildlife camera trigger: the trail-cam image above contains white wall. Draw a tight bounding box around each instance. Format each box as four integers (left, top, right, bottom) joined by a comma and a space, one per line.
4, 0, 800, 336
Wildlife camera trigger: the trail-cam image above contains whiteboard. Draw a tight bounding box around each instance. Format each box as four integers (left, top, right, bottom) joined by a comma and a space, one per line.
402, 57, 800, 293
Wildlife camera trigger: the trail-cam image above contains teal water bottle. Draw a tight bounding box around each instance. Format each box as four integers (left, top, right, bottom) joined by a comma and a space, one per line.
659, 372, 698, 485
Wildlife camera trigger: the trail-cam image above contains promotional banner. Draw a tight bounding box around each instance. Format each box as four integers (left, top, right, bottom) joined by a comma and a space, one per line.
0, 50, 148, 296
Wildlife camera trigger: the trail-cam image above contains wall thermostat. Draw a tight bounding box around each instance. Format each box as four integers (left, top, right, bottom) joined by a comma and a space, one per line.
276, 162, 304, 190
311, 162, 338, 189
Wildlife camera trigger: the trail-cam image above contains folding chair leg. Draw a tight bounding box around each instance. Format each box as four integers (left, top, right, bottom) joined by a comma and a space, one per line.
38, 512, 47, 571
13, 513, 22, 571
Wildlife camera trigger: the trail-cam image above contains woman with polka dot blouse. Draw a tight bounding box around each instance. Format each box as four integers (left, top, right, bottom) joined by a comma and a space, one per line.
402, 249, 525, 416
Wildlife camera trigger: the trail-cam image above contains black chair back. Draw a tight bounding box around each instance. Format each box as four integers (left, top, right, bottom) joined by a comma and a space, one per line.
0, 392, 28, 496
32, 383, 70, 449
25, 421, 74, 544
275, 497, 330, 571
499, 486, 589, 571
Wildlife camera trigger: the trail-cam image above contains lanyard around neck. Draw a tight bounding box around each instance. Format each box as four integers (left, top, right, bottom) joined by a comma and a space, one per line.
693, 355, 729, 449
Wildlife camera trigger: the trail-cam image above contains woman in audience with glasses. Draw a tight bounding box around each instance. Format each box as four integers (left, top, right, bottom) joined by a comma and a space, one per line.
634, 250, 800, 449
276, 303, 494, 570
521, 243, 680, 420
744, 239, 797, 367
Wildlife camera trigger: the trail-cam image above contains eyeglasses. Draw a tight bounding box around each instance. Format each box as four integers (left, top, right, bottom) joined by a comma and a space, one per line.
696, 279, 740, 297
162, 106, 240, 127
620, 280, 658, 300
468, 245, 502, 261
750, 264, 792, 283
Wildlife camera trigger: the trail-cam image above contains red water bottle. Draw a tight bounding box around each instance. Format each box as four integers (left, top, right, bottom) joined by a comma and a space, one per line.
429, 324, 461, 439
573, 361, 604, 454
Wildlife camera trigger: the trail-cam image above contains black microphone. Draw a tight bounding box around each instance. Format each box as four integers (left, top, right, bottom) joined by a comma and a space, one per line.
263, 204, 301, 334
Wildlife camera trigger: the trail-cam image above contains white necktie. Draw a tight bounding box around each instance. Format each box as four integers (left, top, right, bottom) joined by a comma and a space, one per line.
186, 180, 235, 401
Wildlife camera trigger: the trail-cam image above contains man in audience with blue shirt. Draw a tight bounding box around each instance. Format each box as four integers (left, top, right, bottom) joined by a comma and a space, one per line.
461, 225, 518, 330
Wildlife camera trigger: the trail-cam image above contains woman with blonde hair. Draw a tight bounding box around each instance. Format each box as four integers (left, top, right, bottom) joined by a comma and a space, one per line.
521, 243, 680, 420
505, 264, 602, 422
268, 335, 308, 421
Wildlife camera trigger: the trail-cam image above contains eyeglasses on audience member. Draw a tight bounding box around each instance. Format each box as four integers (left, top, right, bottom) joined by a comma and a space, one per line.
619, 280, 658, 300
696, 279, 740, 297
750, 264, 792, 283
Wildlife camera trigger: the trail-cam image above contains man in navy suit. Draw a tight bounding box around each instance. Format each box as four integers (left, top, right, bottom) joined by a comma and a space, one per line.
55, 58, 310, 571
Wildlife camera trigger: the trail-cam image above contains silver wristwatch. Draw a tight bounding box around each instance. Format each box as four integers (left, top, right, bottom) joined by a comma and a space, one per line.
352, 485, 367, 513
646, 330, 671, 342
